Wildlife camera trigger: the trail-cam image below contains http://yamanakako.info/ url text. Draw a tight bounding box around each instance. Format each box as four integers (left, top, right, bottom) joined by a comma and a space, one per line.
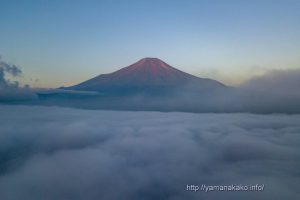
186, 184, 265, 192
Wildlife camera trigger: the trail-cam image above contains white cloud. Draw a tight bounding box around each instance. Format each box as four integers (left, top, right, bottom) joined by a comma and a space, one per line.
0, 106, 299, 200
240, 68, 300, 95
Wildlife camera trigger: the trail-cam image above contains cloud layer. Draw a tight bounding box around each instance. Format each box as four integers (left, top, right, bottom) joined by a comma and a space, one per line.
0, 105, 299, 200
240, 68, 300, 95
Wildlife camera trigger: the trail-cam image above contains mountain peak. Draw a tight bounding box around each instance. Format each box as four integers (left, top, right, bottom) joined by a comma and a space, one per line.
138, 57, 162, 63
66, 57, 226, 93
140, 57, 161, 61
134, 57, 168, 67
111, 57, 183, 80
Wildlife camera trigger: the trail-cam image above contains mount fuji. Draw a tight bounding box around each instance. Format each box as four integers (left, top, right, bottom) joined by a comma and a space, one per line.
64, 58, 226, 95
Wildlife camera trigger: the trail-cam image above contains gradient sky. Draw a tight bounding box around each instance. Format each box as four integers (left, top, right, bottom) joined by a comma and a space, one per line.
1, 0, 300, 87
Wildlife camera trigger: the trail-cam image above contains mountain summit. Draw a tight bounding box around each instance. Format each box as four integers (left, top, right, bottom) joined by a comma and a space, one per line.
66, 58, 226, 94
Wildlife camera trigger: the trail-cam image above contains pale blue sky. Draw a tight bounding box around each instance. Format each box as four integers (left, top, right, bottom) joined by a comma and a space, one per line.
0, 0, 300, 87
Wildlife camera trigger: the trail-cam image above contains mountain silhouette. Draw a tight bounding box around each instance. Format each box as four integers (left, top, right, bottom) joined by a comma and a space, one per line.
65, 58, 226, 95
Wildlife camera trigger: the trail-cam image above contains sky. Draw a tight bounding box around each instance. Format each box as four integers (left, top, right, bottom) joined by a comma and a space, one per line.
0, 0, 300, 88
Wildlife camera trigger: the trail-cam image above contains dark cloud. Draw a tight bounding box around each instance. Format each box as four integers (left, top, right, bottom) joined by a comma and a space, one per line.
0, 105, 299, 200
0, 62, 22, 77
0, 56, 22, 88
0, 57, 36, 101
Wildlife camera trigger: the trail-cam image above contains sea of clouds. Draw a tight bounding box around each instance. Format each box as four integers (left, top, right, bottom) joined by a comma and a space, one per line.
0, 105, 299, 200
